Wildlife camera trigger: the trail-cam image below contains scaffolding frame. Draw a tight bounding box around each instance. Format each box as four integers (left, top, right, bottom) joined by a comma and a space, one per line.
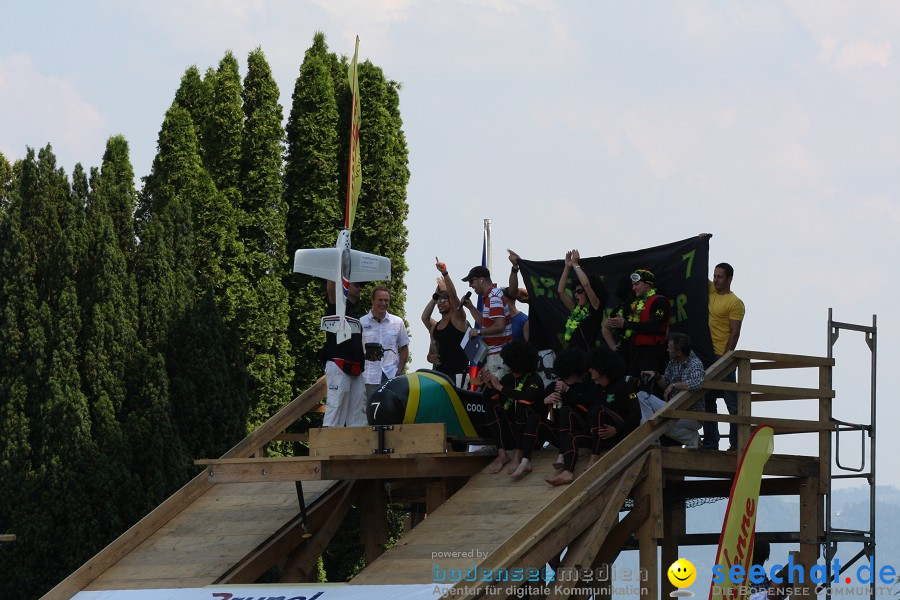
823, 309, 877, 598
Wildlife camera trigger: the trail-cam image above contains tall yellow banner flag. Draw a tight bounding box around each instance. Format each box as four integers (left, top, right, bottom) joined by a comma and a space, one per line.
708, 425, 774, 600
345, 36, 362, 231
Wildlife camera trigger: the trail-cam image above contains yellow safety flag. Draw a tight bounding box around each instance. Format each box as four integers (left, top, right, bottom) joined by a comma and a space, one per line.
708, 425, 774, 600
345, 36, 362, 231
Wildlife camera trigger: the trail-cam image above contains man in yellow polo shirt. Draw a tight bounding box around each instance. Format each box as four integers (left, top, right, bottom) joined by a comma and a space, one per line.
702, 262, 745, 450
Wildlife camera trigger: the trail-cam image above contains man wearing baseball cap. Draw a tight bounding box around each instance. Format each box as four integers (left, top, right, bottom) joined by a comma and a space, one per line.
461, 265, 512, 380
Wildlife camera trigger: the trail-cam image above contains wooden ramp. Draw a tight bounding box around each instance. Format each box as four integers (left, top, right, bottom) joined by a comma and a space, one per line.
44, 379, 332, 599
85, 480, 336, 590
351, 448, 572, 585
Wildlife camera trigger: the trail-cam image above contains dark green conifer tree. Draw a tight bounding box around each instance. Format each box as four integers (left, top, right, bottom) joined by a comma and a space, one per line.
345, 62, 411, 315
239, 47, 293, 428
174, 66, 213, 163
284, 32, 342, 392
205, 52, 243, 192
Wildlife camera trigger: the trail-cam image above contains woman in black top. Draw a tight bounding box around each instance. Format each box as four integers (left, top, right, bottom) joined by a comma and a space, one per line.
423, 265, 470, 387
557, 249, 607, 353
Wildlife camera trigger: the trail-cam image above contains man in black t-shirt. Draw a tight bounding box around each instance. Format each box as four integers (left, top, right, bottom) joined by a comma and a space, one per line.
322, 280, 367, 427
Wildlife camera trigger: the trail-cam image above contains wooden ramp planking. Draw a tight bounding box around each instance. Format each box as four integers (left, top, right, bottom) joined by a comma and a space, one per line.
351, 448, 573, 585
85, 480, 335, 591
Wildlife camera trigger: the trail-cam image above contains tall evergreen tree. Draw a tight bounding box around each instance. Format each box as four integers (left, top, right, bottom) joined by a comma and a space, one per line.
284, 32, 342, 392
0, 173, 41, 596
0, 146, 104, 597
204, 51, 243, 192
346, 62, 411, 316
239, 47, 293, 428
174, 66, 213, 163
168, 290, 246, 459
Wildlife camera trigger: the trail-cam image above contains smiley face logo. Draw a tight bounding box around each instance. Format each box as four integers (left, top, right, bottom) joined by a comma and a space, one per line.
667, 558, 697, 588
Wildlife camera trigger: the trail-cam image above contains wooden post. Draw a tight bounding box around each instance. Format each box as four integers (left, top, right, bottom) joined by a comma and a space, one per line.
795, 477, 819, 600
736, 358, 752, 451
818, 365, 832, 496
637, 520, 658, 600
425, 478, 448, 515
359, 480, 388, 565
660, 475, 685, 598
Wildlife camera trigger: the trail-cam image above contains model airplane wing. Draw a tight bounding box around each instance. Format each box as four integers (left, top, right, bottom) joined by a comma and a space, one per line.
348, 249, 391, 283
293, 248, 342, 279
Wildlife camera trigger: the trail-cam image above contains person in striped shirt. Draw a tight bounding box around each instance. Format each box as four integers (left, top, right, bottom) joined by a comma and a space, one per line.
460, 265, 512, 381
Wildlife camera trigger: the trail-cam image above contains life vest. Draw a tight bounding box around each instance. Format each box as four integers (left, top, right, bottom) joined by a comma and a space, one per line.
633, 294, 668, 346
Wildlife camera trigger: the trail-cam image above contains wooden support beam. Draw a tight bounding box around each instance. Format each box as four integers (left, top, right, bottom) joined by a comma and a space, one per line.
796, 477, 820, 600
308, 423, 447, 457
0, 534, 15, 543
660, 475, 684, 598
660, 448, 819, 478
278, 480, 361, 583
360, 480, 388, 565
664, 411, 835, 433
546, 474, 637, 600
593, 497, 650, 566
425, 479, 449, 515
637, 519, 657, 599
217, 480, 357, 583
680, 532, 801, 546
201, 453, 491, 483
273, 433, 309, 443
459, 458, 647, 600
702, 380, 835, 399
819, 365, 832, 496
666, 476, 807, 500
730, 350, 834, 366
736, 358, 752, 451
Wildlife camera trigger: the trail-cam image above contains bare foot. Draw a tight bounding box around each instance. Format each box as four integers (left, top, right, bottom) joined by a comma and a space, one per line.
545, 470, 575, 487
586, 454, 600, 468
507, 449, 523, 474
489, 453, 511, 474
509, 459, 532, 480
552, 454, 565, 470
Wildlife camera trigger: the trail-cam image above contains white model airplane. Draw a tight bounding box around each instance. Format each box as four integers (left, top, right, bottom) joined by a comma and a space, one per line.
293, 229, 391, 344
293, 36, 390, 344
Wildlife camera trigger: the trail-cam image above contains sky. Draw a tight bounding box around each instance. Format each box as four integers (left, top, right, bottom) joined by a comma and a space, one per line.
1, 1, 896, 490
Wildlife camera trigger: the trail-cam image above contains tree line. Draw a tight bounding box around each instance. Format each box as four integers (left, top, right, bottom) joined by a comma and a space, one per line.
0, 32, 409, 598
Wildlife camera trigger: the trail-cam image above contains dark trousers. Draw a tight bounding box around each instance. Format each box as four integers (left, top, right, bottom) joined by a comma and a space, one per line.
702, 355, 737, 448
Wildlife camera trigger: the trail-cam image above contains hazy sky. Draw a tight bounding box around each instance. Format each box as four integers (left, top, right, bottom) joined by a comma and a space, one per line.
1, 1, 895, 487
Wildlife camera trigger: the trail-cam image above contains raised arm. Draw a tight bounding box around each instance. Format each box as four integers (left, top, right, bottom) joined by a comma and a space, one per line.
421, 279, 440, 329
571, 249, 602, 310
436, 257, 461, 309
558, 250, 576, 311
508, 249, 521, 292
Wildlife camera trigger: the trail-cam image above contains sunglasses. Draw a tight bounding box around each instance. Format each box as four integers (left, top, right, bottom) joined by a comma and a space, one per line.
574, 288, 585, 295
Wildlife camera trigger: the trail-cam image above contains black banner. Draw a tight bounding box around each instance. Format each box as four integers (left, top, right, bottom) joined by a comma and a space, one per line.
520, 236, 712, 365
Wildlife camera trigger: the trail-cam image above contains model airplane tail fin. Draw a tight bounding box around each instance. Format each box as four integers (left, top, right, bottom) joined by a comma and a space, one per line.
321, 315, 361, 344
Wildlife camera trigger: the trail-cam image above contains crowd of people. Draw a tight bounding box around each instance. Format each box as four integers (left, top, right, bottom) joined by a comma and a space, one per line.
317, 239, 746, 486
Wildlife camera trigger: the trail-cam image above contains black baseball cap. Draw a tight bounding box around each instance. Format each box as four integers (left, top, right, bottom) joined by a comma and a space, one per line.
461, 265, 491, 282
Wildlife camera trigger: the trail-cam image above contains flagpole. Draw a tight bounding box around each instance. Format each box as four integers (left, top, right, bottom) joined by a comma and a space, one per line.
484, 219, 492, 273
345, 35, 361, 231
